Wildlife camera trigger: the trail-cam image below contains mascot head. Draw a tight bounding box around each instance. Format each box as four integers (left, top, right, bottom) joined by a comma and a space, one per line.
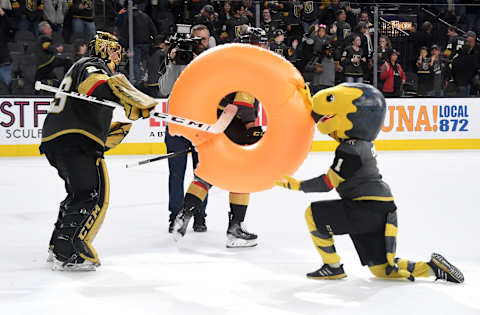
311, 83, 386, 141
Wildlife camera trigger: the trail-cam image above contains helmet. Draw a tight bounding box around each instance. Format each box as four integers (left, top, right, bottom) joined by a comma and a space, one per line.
311, 83, 386, 141
239, 27, 268, 46
88, 31, 123, 69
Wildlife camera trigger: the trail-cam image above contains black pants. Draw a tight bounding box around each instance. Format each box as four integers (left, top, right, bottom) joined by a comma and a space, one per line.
42, 135, 102, 196
311, 199, 397, 266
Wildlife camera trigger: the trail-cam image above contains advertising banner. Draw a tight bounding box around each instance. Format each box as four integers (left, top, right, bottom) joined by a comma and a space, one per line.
1, 97, 479, 155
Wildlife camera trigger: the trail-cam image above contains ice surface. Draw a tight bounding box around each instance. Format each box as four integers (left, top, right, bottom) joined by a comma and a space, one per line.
1, 151, 479, 315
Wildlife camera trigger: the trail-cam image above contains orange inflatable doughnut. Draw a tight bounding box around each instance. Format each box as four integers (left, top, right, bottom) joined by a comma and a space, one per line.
168, 44, 314, 193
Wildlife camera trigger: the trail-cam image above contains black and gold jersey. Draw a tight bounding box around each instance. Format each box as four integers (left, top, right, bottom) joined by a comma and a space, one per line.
330, 139, 393, 201
41, 57, 118, 148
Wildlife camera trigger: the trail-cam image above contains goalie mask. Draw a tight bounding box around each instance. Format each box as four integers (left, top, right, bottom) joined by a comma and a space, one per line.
311, 83, 386, 141
88, 31, 123, 71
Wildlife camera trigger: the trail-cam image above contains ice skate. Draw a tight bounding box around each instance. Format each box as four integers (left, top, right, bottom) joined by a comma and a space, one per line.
46, 247, 54, 263
193, 214, 207, 232
172, 207, 194, 241
428, 253, 464, 283
51, 256, 99, 271
307, 264, 347, 280
226, 222, 257, 248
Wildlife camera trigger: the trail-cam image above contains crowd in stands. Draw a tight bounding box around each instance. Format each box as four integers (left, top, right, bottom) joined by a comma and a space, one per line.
1, 0, 480, 97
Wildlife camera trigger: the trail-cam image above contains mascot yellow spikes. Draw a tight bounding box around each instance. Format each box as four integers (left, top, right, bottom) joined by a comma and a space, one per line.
276, 83, 464, 283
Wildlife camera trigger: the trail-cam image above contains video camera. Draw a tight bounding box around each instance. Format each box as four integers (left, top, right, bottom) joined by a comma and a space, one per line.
238, 27, 268, 46
168, 24, 204, 65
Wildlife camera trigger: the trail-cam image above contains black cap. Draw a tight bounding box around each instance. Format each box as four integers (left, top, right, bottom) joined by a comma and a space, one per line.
203, 4, 215, 14
273, 29, 284, 37
466, 31, 476, 39
431, 44, 440, 51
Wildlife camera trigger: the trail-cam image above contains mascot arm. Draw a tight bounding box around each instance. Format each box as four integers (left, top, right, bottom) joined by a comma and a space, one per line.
275, 174, 333, 193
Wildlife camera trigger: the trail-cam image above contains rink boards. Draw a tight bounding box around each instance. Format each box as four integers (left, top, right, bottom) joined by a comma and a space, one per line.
0, 97, 479, 156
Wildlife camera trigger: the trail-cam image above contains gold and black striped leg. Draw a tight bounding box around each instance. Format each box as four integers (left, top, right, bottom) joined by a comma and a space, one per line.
305, 206, 341, 265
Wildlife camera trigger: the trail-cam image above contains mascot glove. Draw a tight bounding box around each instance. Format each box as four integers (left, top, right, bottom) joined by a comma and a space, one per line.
275, 175, 301, 191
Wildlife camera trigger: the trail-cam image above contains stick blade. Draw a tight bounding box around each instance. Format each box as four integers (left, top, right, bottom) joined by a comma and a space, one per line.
208, 104, 238, 134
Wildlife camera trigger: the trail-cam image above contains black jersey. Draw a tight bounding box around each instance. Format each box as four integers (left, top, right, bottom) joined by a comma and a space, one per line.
341, 46, 364, 76
40, 57, 119, 148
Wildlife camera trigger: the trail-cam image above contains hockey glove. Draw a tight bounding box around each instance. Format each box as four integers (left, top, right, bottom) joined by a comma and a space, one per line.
246, 126, 264, 144
123, 101, 153, 120
105, 122, 132, 151
275, 175, 301, 191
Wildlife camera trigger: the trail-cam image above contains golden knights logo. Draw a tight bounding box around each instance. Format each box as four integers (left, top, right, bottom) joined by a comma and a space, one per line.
304, 1, 314, 14
293, 4, 302, 17
83, 0, 93, 9
26, 0, 38, 11
275, 48, 284, 56
235, 25, 242, 38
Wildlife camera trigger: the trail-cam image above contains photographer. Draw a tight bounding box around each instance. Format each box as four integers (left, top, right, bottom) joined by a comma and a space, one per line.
158, 24, 211, 233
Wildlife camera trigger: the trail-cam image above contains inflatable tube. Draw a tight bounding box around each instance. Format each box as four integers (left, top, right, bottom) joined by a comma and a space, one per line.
168, 44, 314, 193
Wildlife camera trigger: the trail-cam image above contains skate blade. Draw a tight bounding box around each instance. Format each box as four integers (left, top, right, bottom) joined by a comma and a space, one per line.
51, 259, 97, 272
226, 238, 258, 248
171, 220, 186, 242
46, 249, 54, 264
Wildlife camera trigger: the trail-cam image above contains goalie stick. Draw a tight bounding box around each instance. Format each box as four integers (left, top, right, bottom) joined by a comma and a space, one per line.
125, 148, 191, 168
35, 81, 237, 134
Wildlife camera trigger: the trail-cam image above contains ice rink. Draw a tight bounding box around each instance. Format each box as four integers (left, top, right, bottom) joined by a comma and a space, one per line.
1, 150, 479, 315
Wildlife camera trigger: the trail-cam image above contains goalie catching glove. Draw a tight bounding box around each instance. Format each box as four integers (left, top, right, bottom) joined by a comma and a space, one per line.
105, 122, 132, 151
107, 73, 157, 120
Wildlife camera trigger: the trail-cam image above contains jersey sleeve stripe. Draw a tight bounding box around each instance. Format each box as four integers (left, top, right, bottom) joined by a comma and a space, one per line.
233, 101, 254, 108
87, 80, 107, 96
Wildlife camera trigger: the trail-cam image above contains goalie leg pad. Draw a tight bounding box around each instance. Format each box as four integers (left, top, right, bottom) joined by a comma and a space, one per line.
52, 158, 110, 265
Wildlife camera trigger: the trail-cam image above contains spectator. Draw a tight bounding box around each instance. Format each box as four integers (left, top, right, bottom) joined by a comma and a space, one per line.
283, 0, 303, 43
444, 26, 461, 59
416, 46, 434, 97
430, 44, 448, 97
312, 24, 334, 56
119, 3, 157, 83
224, 2, 249, 42
341, 34, 365, 83
300, 1, 320, 33
261, 8, 280, 41
71, 0, 96, 41
13, 0, 43, 37
270, 29, 289, 58
306, 43, 336, 94
34, 21, 72, 87
141, 34, 168, 97
191, 4, 220, 38
376, 35, 392, 91
452, 42, 478, 96
331, 9, 352, 61
242, 0, 255, 25
43, 0, 67, 32
0, 6, 13, 92
380, 50, 406, 97
414, 21, 434, 56
72, 38, 87, 61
